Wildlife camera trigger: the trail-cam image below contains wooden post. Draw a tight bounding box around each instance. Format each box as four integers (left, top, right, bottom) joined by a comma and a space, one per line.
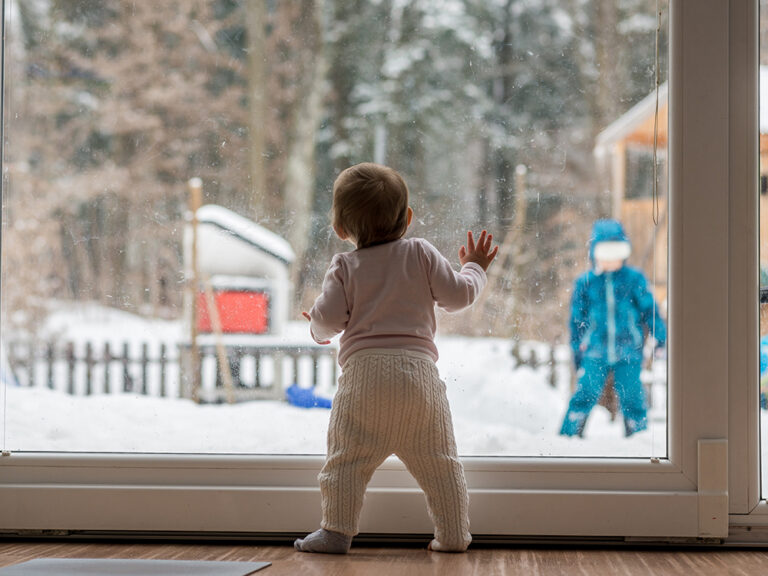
46, 342, 54, 390
122, 342, 131, 393
230, 348, 242, 388
141, 343, 149, 395
159, 343, 167, 398
292, 353, 300, 387
548, 345, 557, 388
510, 340, 521, 366
203, 277, 236, 404
104, 342, 111, 394
273, 352, 284, 398
188, 177, 203, 402
85, 342, 93, 396
8, 342, 18, 386
66, 342, 75, 395
26, 342, 34, 388
529, 347, 538, 370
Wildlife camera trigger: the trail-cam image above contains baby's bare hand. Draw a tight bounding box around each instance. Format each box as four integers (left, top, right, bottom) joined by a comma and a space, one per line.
458, 230, 499, 271
302, 311, 331, 345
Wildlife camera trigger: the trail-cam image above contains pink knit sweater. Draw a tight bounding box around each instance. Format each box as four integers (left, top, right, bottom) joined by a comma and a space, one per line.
308, 238, 487, 365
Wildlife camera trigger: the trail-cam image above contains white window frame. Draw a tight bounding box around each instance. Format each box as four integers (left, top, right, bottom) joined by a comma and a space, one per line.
1, 0, 765, 542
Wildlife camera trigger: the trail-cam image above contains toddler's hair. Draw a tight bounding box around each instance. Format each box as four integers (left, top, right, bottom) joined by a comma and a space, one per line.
332, 163, 410, 248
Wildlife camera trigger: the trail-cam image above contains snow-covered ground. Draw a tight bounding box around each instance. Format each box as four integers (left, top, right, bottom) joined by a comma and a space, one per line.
1, 337, 667, 457
0, 303, 763, 493
0, 303, 665, 455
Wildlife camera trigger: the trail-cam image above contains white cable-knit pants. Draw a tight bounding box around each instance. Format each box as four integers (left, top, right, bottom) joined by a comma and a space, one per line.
318, 349, 471, 551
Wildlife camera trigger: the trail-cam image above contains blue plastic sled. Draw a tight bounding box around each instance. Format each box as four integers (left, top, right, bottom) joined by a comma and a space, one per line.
285, 383, 332, 409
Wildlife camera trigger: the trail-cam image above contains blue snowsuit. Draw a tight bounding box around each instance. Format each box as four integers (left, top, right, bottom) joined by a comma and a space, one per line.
560, 220, 667, 437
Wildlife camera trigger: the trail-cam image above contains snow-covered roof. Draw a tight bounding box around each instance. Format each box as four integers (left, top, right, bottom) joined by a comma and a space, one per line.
208, 275, 271, 291
594, 82, 668, 156
196, 204, 295, 265
596, 66, 768, 156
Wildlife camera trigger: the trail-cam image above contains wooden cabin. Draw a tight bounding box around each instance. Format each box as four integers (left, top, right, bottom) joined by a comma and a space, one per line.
595, 68, 768, 305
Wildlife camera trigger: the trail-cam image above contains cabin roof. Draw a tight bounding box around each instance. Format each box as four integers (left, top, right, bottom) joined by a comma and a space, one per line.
595, 66, 768, 157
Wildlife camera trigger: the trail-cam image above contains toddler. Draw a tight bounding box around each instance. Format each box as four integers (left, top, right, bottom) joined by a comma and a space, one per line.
295, 162, 498, 554
560, 219, 666, 438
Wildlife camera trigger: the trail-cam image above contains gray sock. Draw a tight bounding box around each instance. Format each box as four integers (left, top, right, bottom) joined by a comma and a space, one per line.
429, 538, 469, 553
294, 528, 352, 554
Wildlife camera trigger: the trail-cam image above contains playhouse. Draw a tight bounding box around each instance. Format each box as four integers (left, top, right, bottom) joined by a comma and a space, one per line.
181, 204, 308, 403
187, 204, 295, 338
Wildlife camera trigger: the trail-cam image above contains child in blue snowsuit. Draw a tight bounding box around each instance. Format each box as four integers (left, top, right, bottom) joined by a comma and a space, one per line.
560, 219, 666, 438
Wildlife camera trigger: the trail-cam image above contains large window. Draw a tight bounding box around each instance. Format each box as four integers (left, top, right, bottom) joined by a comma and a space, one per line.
0, 1, 669, 458
0, 0, 765, 543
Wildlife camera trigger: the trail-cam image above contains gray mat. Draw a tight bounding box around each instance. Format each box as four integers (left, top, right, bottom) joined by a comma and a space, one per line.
0, 558, 270, 575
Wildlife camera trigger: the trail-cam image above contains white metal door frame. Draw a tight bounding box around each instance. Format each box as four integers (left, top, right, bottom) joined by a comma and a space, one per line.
0, 0, 762, 542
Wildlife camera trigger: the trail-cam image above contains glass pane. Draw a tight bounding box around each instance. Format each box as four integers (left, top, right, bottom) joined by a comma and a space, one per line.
0, 0, 667, 457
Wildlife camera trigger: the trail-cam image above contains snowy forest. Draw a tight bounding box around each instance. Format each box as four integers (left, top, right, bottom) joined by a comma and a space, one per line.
2, 0, 667, 343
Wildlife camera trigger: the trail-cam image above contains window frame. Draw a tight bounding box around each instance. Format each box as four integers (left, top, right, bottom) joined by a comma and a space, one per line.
1, 0, 766, 542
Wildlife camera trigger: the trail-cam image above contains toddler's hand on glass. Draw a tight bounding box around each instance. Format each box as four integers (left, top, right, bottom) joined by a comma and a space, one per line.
302, 311, 331, 345
459, 230, 499, 271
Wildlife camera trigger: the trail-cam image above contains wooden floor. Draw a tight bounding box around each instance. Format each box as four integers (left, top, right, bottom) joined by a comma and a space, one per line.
2, 540, 768, 575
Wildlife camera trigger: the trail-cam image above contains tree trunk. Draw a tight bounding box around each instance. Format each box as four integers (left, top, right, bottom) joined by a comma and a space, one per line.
283, 0, 326, 306
494, 0, 517, 228
592, 0, 621, 218
247, 1, 267, 220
